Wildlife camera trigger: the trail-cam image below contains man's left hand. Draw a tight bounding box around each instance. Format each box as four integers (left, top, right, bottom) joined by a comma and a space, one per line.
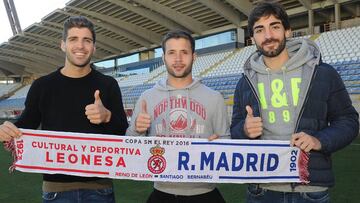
291, 132, 322, 152
85, 90, 111, 124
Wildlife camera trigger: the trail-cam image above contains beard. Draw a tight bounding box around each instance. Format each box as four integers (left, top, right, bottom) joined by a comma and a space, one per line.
256, 36, 286, 57
165, 60, 193, 79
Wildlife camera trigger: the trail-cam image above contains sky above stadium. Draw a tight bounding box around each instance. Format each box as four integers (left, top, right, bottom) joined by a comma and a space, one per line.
0, 0, 68, 44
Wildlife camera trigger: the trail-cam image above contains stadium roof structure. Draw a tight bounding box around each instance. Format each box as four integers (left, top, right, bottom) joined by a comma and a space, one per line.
0, 0, 358, 77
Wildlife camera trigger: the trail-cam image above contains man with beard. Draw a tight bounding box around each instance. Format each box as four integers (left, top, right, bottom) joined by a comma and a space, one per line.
0, 16, 128, 203
230, 1, 358, 203
126, 30, 229, 203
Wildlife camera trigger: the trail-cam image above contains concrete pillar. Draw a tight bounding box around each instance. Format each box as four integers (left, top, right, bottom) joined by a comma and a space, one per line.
334, 3, 341, 29
236, 27, 245, 47
308, 9, 314, 34
114, 58, 118, 74
140, 50, 154, 61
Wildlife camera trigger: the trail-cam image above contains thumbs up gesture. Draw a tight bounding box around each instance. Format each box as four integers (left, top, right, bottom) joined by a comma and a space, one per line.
85, 90, 111, 124
244, 105, 263, 138
135, 100, 151, 134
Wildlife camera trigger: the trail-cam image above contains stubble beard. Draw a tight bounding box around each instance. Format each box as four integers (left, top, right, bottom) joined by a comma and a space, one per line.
165, 60, 193, 79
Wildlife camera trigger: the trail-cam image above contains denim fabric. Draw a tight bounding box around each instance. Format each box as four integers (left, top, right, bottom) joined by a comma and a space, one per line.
246, 184, 330, 203
147, 188, 225, 203
42, 188, 115, 203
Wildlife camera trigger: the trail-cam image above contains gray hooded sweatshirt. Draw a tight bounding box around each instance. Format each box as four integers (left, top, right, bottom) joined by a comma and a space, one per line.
245, 38, 320, 141
126, 78, 229, 195
244, 38, 327, 192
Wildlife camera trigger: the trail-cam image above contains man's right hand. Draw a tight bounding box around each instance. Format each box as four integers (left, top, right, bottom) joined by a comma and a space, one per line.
0, 121, 21, 142
135, 100, 151, 134
244, 105, 263, 139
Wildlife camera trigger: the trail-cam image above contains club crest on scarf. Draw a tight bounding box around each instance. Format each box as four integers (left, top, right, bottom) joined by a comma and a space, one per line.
147, 145, 166, 174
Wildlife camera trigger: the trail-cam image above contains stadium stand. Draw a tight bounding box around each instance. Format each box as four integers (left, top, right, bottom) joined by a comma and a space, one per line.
7, 84, 31, 99
1, 25, 360, 118
205, 46, 256, 77
110, 26, 360, 112
0, 84, 29, 112
316, 26, 360, 64
0, 83, 21, 98
144, 50, 234, 84
0, 1, 360, 203
314, 26, 360, 96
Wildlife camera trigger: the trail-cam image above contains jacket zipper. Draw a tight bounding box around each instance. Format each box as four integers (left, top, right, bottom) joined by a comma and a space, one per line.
294, 67, 318, 134
244, 74, 262, 118
291, 66, 318, 191
244, 73, 262, 190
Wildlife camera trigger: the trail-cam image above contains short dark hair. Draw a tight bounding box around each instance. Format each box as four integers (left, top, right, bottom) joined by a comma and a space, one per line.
62, 16, 96, 43
248, 1, 290, 37
161, 30, 195, 53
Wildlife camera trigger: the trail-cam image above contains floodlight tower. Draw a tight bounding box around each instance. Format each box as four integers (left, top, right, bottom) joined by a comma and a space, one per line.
3, 0, 22, 35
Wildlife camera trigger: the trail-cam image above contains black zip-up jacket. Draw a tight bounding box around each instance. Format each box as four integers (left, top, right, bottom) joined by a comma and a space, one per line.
230, 63, 359, 187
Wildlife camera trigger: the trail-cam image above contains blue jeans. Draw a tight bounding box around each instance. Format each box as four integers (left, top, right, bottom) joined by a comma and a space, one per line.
147, 188, 225, 203
246, 184, 330, 203
42, 188, 115, 203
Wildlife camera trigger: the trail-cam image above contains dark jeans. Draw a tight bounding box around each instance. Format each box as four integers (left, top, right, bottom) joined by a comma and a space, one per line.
147, 188, 226, 203
42, 188, 115, 203
246, 184, 330, 203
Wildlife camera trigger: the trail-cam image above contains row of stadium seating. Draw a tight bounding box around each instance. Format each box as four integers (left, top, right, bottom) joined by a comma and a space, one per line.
0, 26, 359, 111
0, 83, 21, 98
317, 26, 360, 64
